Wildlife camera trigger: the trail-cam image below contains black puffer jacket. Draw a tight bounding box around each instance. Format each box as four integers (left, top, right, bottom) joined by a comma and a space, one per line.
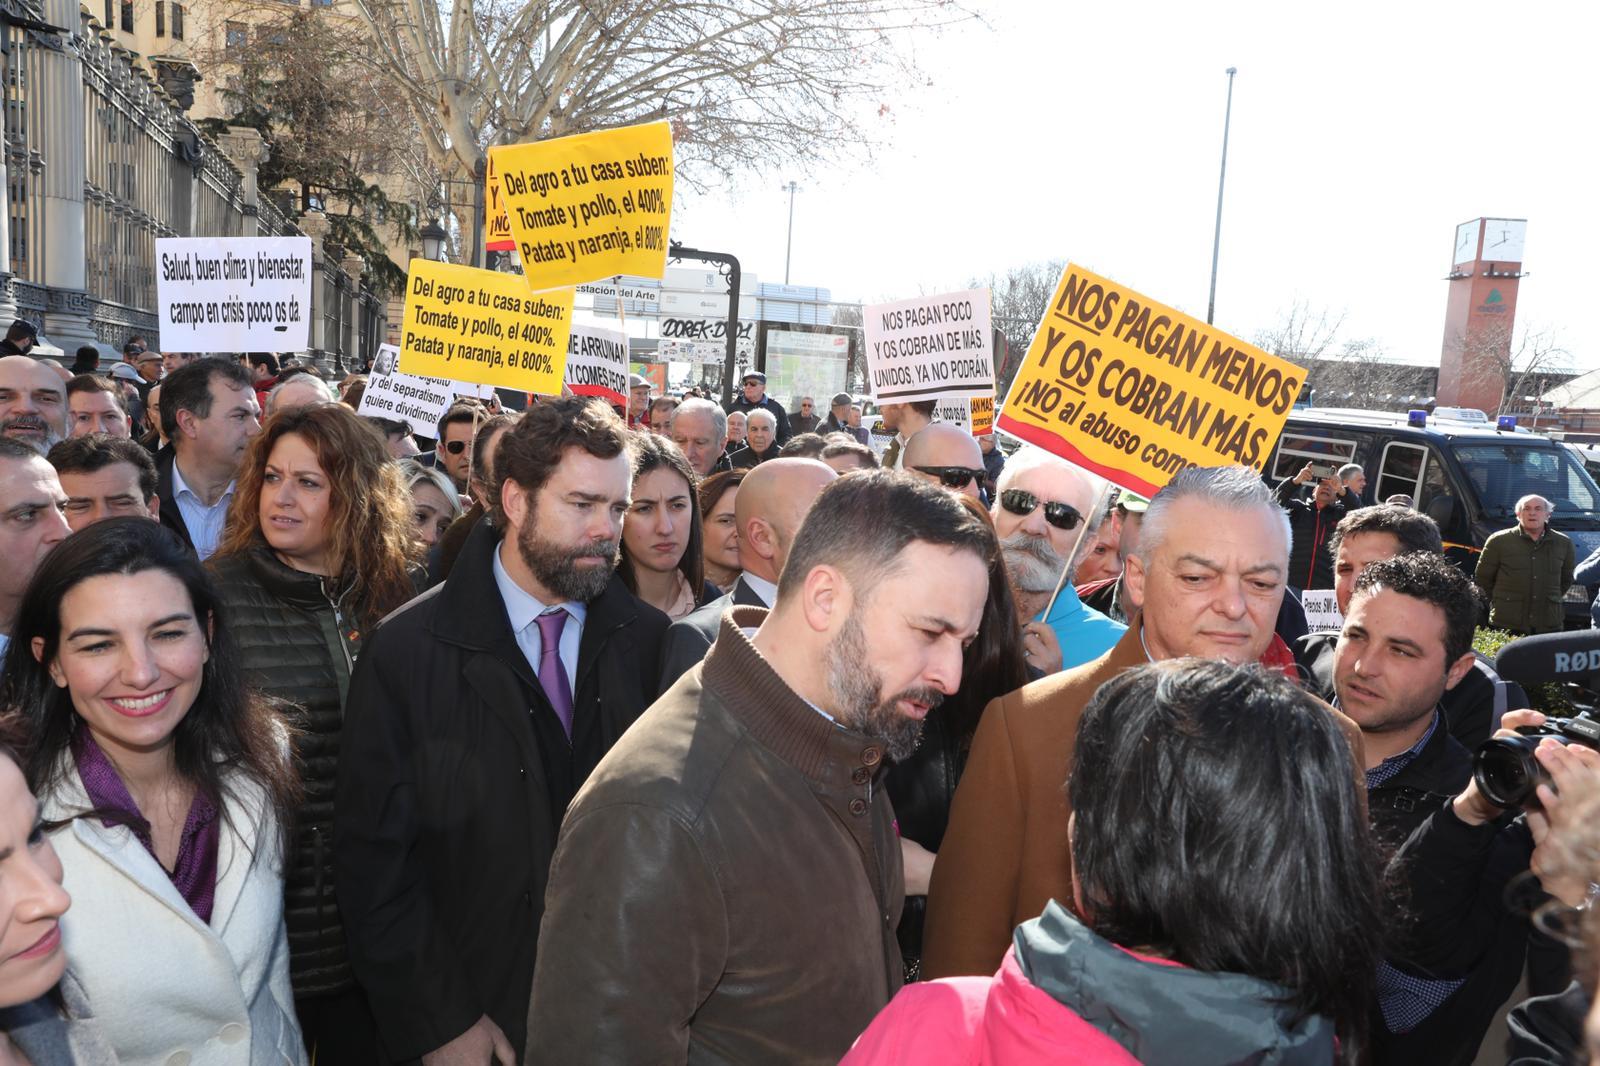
209, 544, 365, 999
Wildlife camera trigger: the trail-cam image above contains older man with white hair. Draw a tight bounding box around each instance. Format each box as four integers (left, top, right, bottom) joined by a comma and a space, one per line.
1474, 493, 1574, 635
265, 373, 334, 416
990, 445, 1123, 672
728, 408, 779, 468
924, 464, 1366, 980
668, 397, 730, 477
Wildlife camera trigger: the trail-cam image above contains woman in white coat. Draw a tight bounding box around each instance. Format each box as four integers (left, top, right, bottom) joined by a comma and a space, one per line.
0, 518, 305, 1065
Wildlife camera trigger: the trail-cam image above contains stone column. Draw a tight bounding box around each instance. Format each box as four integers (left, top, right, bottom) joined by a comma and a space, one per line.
298, 209, 330, 359
33, 2, 97, 351
215, 127, 268, 236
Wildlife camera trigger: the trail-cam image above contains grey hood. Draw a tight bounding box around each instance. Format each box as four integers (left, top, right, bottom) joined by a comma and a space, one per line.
1013, 902, 1336, 1065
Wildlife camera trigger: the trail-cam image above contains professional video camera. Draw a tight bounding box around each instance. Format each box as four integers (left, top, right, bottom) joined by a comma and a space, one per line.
1475, 630, 1600, 809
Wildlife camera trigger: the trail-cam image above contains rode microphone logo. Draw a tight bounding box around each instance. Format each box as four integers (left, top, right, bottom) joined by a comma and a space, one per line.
1553, 650, 1600, 674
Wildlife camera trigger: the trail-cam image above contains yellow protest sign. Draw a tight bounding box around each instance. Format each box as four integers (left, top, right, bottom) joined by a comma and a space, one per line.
997, 264, 1305, 498
489, 121, 673, 291
398, 258, 573, 394
485, 155, 514, 253
971, 393, 995, 436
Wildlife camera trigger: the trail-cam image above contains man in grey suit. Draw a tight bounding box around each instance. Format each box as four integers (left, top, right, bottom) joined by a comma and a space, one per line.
659, 458, 836, 688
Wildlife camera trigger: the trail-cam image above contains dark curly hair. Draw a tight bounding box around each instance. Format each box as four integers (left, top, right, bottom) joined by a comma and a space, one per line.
1350, 551, 1480, 665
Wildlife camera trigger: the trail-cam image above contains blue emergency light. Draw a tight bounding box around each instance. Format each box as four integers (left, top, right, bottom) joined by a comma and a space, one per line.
1497, 415, 1517, 431
1407, 409, 1427, 428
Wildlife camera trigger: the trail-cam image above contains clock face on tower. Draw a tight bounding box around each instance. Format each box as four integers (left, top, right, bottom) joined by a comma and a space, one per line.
1453, 220, 1480, 267
1481, 218, 1527, 263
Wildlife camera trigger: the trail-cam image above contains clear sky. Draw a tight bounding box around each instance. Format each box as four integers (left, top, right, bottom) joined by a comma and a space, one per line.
671, 1, 1600, 370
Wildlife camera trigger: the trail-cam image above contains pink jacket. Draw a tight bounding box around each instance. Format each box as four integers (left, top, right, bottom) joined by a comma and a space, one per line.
842, 947, 1142, 1065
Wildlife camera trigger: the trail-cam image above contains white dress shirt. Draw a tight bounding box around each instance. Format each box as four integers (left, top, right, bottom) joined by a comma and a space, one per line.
171, 458, 235, 561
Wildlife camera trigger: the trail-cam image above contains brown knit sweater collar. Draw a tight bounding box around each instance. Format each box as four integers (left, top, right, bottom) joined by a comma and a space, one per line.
701, 606, 878, 783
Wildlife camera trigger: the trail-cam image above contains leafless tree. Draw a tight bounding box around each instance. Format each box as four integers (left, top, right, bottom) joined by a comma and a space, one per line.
1453, 320, 1572, 415
343, 0, 973, 206
1252, 298, 1346, 365
969, 259, 1063, 398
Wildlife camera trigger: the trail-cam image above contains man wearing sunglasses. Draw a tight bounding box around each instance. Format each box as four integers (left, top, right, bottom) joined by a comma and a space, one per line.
789, 395, 821, 434
989, 446, 1124, 674
429, 401, 485, 492
904, 423, 986, 502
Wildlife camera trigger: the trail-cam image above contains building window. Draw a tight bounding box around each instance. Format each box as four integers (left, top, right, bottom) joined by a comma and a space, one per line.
170, 3, 184, 39
312, 0, 334, 7
103, 0, 113, 28
224, 19, 247, 50
154, 1, 164, 36
119, 0, 133, 32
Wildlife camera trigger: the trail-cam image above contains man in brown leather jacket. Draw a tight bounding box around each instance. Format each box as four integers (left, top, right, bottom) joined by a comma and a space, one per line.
526, 472, 996, 1063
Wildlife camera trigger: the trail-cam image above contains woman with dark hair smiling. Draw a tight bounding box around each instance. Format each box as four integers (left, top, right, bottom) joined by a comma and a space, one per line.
846, 658, 1383, 1065
617, 433, 715, 620
209, 402, 416, 1060
0, 517, 303, 1063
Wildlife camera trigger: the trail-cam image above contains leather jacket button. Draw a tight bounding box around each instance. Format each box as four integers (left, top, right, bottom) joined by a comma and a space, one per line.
861, 747, 881, 767
848, 798, 867, 816
851, 767, 869, 785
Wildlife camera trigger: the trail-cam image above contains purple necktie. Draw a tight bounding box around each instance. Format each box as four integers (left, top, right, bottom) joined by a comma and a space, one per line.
534, 610, 575, 737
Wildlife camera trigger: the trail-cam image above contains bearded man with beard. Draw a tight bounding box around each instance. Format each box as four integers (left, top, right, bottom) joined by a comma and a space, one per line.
991, 445, 1123, 673
528, 472, 995, 1063
0, 354, 69, 455
335, 396, 670, 1065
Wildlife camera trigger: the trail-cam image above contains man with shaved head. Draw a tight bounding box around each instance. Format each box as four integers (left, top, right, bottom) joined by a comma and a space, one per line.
902, 422, 986, 501
658, 457, 837, 686
0, 355, 69, 455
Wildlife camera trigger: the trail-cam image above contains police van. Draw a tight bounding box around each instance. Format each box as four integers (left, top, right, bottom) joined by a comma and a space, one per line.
1266, 408, 1600, 628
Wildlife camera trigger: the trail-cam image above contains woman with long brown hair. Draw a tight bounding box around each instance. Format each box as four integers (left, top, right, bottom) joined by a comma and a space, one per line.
208, 401, 416, 1061
618, 432, 716, 619
698, 469, 743, 593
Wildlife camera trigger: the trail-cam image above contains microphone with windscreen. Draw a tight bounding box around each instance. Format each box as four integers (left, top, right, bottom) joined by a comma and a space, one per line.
1493, 629, 1600, 688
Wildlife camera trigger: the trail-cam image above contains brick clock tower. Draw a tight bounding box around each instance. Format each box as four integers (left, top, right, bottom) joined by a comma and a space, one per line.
1436, 217, 1527, 411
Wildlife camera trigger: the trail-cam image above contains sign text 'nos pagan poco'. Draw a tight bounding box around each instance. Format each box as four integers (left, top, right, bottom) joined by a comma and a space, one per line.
998, 264, 1305, 498
864, 288, 994, 404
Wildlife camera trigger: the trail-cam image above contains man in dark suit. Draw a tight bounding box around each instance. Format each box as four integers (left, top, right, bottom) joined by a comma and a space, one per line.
659, 457, 836, 687
335, 396, 669, 1064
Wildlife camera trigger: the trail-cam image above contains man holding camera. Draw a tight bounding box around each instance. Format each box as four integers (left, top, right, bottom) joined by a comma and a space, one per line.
1275, 461, 1350, 592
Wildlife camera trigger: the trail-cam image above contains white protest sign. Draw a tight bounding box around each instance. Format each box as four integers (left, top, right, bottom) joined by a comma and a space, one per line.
358, 344, 493, 438
156, 236, 312, 352
1301, 589, 1343, 633
565, 323, 630, 406
864, 288, 993, 403
934, 391, 997, 437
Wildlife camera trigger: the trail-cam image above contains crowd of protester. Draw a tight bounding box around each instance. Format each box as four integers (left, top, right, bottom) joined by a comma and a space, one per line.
0, 333, 1596, 1064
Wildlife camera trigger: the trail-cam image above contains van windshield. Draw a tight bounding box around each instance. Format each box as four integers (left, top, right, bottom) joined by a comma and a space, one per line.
1454, 443, 1600, 524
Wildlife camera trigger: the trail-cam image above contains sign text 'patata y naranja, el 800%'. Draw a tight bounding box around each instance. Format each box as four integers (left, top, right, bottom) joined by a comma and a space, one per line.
399, 259, 573, 394
998, 264, 1305, 499
489, 121, 673, 292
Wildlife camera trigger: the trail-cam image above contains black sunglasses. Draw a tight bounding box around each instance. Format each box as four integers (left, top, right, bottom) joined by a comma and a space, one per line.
913, 465, 986, 490
443, 440, 469, 455
999, 488, 1083, 530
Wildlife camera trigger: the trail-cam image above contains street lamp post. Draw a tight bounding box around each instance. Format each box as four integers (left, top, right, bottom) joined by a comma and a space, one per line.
783, 181, 800, 285
420, 220, 449, 262
1206, 67, 1237, 326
